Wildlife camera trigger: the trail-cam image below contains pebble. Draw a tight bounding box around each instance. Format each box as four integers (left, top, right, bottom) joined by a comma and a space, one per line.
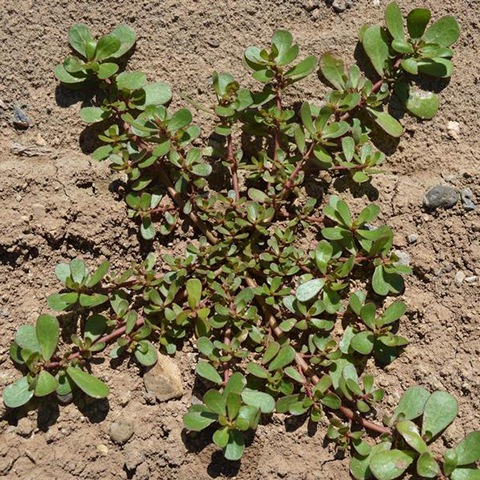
97, 444, 109, 455
447, 121, 460, 140
143, 352, 184, 402
461, 188, 477, 211
2, 308, 9, 318
394, 250, 410, 267
407, 234, 418, 245
16, 418, 34, 438
455, 271, 466, 287
109, 417, 134, 444
124, 442, 146, 471
465, 276, 478, 284
332, 0, 347, 11
303, 0, 318, 11
423, 185, 458, 210
13, 105, 33, 129
206, 38, 219, 48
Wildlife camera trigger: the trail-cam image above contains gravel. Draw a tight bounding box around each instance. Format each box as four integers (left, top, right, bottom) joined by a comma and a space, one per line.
423, 185, 459, 210
461, 188, 477, 211
407, 234, 418, 245
455, 271, 466, 287
109, 417, 134, 444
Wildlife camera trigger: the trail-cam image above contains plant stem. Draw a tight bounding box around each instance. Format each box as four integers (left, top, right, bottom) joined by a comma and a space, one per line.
227, 134, 240, 201
281, 143, 315, 200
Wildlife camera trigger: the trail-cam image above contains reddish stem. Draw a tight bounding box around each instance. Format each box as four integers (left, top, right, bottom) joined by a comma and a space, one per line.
227, 134, 240, 201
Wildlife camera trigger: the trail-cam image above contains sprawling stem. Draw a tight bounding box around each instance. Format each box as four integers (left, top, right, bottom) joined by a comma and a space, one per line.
227, 134, 240, 201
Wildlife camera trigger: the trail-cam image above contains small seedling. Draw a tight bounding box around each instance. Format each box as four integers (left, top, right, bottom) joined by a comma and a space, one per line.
3, 3, 476, 478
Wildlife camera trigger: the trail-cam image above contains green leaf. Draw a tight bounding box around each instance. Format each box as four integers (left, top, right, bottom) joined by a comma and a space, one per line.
70, 258, 86, 283
134, 341, 158, 366
3, 376, 34, 408
417, 452, 441, 478
56, 263, 71, 282
391, 39, 413, 54
186, 278, 202, 309
94, 34, 120, 60
268, 345, 296, 371
321, 393, 341, 410
285, 56, 318, 81
241, 389, 275, 413
320, 53, 346, 90
392, 386, 430, 422
296, 279, 325, 303
183, 405, 218, 431
385, 2, 405, 40
84, 314, 107, 342
455, 432, 480, 466
110, 25, 137, 58
301, 102, 315, 135
196, 361, 223, 385
350, 441, 392, 480
424, 16, 460, 47
191, 163, 212, 177
140, 217, 156, 240
407, 8, 431, 39
56, 373, 74, 396
86, 261, 110, 288
284, 366, 305, 384
66, 366, 110, 399
168, 108, 192, 132
79, 293, 109, 307
140, 82, 172, 107
247, 363, 269, 379
248, 188, 269, 203
395, 83, 439, 119
15, 325, 40, 352
452, 469, 480, 480
213, 427, 229, 448
204, 389, 227, 416
116, 71, 147, 91
68, 24, 93, 58
400, 58, 418, 75
422, 391, 458, 439
351, 331, 375, 355
272, 30, 293, 63
237, 405, 259, 430
223, 373, 246, 398
370, 450, 415, 480
97, 63, 119, 79
367, 108, 403, 138
34, 370, 58, 397
380, 301, 406, 326
417, 58, 453, 78
224, 430, 245, 461
372, 265, 389, 296
262, 341, 280, 364
36, 314, 59, 361
362, 26, 390, 76
55, 64, 87, 84
397, 420, 428, 453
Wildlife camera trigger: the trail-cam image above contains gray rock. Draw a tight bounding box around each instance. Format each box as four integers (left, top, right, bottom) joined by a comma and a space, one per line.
143, 352, 184, 402
207, 38, 219, 48
1, 308, 9, 318
303, 0, 318, 11
332, 0, 347, 11
394, 250, 410, 267
423, 185, 458, 210
124, 441, 146, 471
13, 105, 33, 129
461, 188, 477, 211
465, 276, 478, 284
109, 417, 134, 444
455, 271, 466, 287
16, 417, 33, 438
407, 234, 418, 245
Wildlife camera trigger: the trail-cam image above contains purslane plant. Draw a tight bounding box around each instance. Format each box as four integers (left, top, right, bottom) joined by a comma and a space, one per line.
4, 4, 478, 479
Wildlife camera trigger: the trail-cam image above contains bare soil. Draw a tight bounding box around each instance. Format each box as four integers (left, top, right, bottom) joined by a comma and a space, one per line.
0, 0, 479, 479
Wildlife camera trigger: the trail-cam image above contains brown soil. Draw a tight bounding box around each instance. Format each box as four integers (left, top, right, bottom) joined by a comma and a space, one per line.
0, 0, 479, 479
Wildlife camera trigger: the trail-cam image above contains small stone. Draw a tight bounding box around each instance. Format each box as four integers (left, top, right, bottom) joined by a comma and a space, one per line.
455, 271, 466, 287
109, 417, 134, 444
97, 444, 109, 455
35, 134, 47, 147
16, 194, 22, 202
465, 276, 478, 284
407, 234, 418, 245
461, 188, 477, 211
13, 105, 33, 129
372, 0, 380, 5
2, 308, 9, 318
124, 442, 146, 471
423, 185, 458, 210
303, 0, 318, 11
394, 250, 410, 267
207, 38, 219, 48
16, 418, 34, 438
447, 121, 460, 140
332, 0, 347, 12
143, 352, 184, 402
32, 203, 46, 218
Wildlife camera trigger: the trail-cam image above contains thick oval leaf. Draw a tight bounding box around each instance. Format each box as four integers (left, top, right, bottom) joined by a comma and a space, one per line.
392, 386, 430, 422
15, 324, 40, 352
97, 62, 119, 79
168, 108, 192, 132
241, 389, 275, 413
350, 441, 392, 480
407, 8, 431, 39
213, 427, 229, 448
204, 389, 226, 416
370, 450, 415, 480
110, 25, 137, 58
268, 345, 296, 371
68, 24, 93, 57
418, 58, 453, 78
70, 258, 86, 283
285, 56, 318, 81
196, 361, 223, 385
66, 366, 109, 399
3, 376, 34, 408
55, 64, 87, 84
183, 405, 217, 431
452, 468, 480, 480
351, 331, 375, 355
224, 429, 245, 461
396, 83, 439, 119
422, 391, 458, 439
424, 16, 460, 47
134, 341, 158, 366
296, 279, 325, 303
367, 108, 403, 138
417, 452, 441, 478
141, 82, 172, 107
362, 26, 390, 76
455, 432, 480, 466
385, 2, 405, 40
397, 420, 428, 454
186, 278, 202, 309
320, 53, 346, 90
79, 293, 109, 307
248, 188, 269, 203
116, 71, 147, 91
80, 107, 106, 124
36, 314, 59, 361
86, 261, 110, 288
34, 370, 58, 397
94, 34, 120, 60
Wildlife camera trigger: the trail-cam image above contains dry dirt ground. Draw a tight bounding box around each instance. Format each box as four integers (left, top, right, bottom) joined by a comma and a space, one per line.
0, 0, 479, 479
